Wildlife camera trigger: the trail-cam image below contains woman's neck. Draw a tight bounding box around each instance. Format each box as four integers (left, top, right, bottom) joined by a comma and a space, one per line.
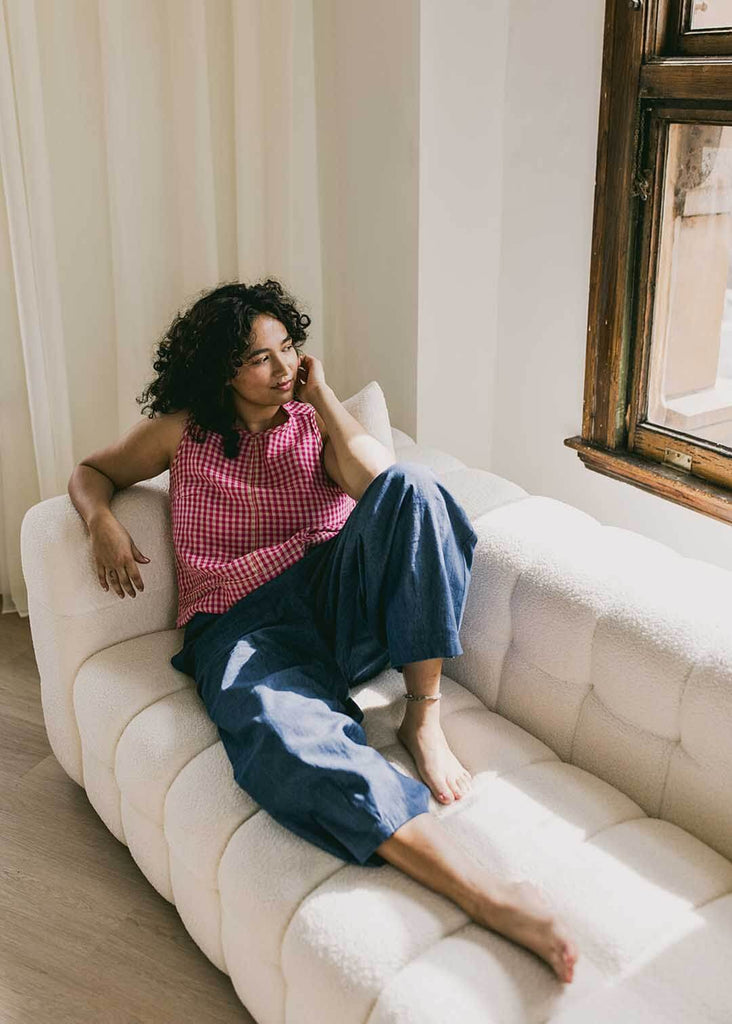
234, 404, 287, 434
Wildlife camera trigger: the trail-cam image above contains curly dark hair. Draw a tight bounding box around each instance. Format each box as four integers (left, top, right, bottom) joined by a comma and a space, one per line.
136, 279, 311, 459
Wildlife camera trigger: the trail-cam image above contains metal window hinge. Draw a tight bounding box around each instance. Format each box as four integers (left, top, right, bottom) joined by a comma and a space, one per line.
663, 448, 692, 472
631, 169, 652, 201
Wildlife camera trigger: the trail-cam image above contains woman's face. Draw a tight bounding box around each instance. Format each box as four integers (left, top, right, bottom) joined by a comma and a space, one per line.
228, 314, 300, 407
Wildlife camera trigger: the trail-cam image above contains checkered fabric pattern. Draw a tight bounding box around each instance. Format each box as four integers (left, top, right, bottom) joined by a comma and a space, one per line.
169, 400, 357, 628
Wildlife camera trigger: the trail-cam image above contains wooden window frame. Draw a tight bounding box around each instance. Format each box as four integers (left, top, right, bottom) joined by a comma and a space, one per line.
564, 0, 732, 525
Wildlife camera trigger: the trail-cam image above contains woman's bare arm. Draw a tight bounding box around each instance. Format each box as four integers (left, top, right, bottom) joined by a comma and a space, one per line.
68, 464, 117, 532
296, 353, 394, 500
67, 412, 185, 596
308, 389, 394, 500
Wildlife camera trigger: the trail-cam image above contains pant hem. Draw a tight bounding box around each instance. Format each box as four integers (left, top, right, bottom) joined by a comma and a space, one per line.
350, 802, 432, 867
389, 636, 464, 674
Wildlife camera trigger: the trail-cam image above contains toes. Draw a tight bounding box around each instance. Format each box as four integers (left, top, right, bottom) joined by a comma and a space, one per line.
550, 951, 573, 983
454, 772, 473, 799
559, 937, 577, 962
452, 777, 467, 799
437, 770, 473, 802
556, 940, 577, 982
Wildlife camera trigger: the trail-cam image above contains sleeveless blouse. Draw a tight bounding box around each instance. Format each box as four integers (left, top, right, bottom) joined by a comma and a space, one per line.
169, 400, 357, 628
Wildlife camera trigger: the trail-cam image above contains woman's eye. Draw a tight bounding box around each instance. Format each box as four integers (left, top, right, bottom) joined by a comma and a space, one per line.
252, 343, 291, 365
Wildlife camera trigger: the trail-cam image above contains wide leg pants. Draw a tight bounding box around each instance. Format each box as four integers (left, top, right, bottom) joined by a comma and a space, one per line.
170, 462, 478, 868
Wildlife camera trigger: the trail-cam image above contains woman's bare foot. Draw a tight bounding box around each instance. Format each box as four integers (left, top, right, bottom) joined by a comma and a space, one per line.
377, 814, 579, 984
467, 877, 578, 983
397, 702, 472, 804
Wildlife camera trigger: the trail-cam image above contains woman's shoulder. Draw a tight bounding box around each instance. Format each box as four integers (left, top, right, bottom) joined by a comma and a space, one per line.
160, 409, 193, 467
287, 400, 326, 440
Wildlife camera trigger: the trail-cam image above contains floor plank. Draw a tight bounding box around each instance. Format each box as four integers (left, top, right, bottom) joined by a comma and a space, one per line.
0, 611, 255, 1023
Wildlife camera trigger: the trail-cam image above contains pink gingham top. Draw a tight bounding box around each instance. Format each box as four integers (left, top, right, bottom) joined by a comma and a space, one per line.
169, 400, 356, 628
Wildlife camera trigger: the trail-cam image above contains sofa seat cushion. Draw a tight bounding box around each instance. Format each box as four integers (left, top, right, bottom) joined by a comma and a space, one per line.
73, 631, 732, 1023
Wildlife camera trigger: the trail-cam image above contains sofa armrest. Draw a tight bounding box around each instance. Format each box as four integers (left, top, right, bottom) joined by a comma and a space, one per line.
20, 471, 178, 785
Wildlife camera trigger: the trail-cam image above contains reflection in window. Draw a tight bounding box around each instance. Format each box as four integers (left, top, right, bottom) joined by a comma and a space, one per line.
691, 1, 732, 30
647, 123, 732, 448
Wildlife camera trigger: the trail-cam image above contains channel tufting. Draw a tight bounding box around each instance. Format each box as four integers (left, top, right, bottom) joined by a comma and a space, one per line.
278, 754, 576, 1021
164, 742, 259, 889
114, 687, 217, 824
110, 684, 192, 780
492, 564, 521, 712
68, 578, 732, 1021
362, 797, 732, 1024
166, 745, 264, 975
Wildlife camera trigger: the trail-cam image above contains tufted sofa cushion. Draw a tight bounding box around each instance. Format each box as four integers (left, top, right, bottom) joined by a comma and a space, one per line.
70, 629, 732, 1023
447, 495, 732, 867
21, 428, 732, 1022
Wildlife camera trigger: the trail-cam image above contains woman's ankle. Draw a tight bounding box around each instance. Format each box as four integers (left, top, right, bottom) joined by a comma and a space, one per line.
398, 699, 442, 729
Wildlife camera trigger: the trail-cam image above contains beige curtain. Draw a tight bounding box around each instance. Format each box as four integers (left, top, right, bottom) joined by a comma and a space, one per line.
0, 0, 324, 617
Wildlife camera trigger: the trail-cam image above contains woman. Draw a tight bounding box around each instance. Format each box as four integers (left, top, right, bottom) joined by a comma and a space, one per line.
68, 279, 577, 983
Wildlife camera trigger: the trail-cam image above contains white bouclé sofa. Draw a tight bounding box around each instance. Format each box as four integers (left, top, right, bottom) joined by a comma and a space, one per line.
21, 425, 732, 1023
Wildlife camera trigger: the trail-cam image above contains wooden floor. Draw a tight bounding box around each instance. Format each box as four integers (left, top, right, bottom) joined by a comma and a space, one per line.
0, 611, 255, 1024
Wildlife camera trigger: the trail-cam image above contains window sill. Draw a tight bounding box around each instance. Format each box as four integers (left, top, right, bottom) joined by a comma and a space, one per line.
564, 436, 732, 526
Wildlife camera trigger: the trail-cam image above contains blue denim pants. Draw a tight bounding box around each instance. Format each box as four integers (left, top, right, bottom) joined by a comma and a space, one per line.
170, 462, 477, 868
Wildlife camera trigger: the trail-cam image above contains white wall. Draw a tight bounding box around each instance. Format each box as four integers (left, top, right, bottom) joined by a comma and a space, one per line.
313, 0, 420, 435
315, 0, 732, 571
416, 0, 508, 469
491, 0, 732, 571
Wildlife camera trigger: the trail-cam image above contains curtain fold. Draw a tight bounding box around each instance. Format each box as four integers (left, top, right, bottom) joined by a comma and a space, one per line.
0, 0, 324, 617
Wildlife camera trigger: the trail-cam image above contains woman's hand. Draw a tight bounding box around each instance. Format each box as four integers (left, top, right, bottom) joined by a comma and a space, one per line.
90, 513, 150, 599
294, 353, 328, 405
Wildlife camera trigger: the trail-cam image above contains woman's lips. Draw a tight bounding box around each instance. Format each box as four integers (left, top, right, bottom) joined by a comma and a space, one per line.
273, 380, 293, 390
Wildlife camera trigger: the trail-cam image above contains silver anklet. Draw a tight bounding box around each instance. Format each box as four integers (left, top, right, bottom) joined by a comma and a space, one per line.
403, 692, 442, 701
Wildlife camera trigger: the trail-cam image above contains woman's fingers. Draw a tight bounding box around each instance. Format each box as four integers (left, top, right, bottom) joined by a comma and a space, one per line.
127, 560, 145, 593
104, 564, 143, 598
121, 567, 137, 597
295, 353, 327, 400
106, 567, 125, 598
91, 522, 148, 598
131, 543, 150, 564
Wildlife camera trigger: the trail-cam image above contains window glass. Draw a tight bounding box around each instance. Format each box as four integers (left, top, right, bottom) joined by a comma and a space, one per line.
647, 123, 732, 449
691, 1, 732, 30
